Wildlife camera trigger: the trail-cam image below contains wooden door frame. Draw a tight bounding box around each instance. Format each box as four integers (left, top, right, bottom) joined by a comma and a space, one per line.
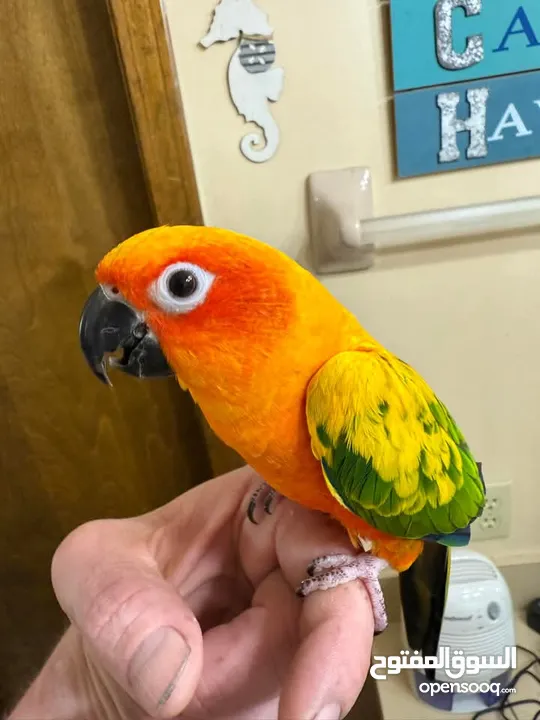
107, 0, 242, 475
108, 0, 202, 227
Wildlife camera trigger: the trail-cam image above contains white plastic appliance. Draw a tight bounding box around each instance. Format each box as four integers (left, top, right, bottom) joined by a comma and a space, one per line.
405, 548, 515, 714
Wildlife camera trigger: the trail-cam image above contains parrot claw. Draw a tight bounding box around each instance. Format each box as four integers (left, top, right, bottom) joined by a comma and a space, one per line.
263, 487, 278, 514
297, 553, 389, 634
247, 482, 281, 524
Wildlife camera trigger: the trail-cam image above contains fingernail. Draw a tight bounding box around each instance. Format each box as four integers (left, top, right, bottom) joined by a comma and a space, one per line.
128, 626, 191, 710
314, 704, 341, 720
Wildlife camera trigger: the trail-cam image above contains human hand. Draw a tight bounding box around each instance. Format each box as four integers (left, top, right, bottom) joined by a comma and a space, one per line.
12, 466, 374, 720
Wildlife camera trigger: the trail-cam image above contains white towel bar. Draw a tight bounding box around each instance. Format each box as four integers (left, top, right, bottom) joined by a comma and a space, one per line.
307, 167, 540, 273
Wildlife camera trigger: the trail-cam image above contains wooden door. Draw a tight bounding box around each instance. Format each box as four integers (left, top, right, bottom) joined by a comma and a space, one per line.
0, 0, 212, 709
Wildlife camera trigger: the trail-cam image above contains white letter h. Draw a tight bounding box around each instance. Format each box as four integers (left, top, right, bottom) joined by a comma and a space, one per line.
437, 88, 489, 163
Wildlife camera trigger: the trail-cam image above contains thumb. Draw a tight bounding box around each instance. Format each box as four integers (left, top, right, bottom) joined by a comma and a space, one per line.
51, 519, 203, 718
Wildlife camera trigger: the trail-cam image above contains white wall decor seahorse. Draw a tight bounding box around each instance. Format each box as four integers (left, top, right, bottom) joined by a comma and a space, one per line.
200, 0, 284, 163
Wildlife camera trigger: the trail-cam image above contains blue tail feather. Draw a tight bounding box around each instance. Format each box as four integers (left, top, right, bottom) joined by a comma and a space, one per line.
423, 524, 471, 547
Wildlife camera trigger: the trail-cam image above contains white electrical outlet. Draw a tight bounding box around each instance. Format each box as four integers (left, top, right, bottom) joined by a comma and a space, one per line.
472, 482, 511, 541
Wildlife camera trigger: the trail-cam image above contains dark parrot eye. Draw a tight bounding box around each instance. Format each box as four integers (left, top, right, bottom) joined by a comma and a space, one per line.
167, 269, 198, 298
151, 262, 216, 314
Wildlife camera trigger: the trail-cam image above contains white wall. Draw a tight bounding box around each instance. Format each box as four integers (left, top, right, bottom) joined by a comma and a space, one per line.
163, 0, 540, 565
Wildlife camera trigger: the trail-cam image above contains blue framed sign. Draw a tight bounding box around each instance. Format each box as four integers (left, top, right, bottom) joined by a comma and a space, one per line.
389, 0, 540, 178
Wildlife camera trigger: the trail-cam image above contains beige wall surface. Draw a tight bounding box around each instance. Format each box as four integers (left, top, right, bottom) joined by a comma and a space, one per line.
163, 0, 540, 565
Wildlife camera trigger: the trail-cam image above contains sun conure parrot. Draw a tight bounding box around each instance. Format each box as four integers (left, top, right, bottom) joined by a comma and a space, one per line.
79, 225, 486, 665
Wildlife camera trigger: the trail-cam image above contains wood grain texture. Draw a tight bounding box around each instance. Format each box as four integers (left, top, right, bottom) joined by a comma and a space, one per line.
108, 0, 202, 226
109, 0, 243, 476
0, 0, 212, 709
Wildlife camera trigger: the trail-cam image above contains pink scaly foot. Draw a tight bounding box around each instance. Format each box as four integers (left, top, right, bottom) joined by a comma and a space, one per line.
296, 553, 389, 634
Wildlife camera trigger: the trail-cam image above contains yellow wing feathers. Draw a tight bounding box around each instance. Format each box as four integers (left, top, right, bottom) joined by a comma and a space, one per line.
306, 349, 484, 540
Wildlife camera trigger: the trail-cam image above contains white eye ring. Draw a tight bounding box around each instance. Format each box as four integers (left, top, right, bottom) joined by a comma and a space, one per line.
101, 283, 124, 301
150, 262, 215, 314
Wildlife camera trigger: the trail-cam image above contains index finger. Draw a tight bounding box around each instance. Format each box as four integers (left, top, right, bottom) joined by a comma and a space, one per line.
274, 503, 374, 720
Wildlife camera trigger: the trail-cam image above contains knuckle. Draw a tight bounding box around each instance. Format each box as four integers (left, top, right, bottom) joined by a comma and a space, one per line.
51, 518, 128, 624
52, 519, 113, 572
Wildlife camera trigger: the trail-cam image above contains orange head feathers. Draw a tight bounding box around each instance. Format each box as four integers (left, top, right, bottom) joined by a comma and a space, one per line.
96, 225, 297, 339
95, 226, 300, 385
84, 225, 366, 395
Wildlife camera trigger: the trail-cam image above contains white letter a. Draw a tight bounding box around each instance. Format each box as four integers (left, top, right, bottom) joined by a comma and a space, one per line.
488, 103, 532, 142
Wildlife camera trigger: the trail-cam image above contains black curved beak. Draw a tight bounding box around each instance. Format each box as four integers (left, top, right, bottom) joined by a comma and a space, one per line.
79, 286, 173, 385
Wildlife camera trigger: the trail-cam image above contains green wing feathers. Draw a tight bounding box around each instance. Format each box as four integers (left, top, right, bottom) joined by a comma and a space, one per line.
306, 350, 485, 542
